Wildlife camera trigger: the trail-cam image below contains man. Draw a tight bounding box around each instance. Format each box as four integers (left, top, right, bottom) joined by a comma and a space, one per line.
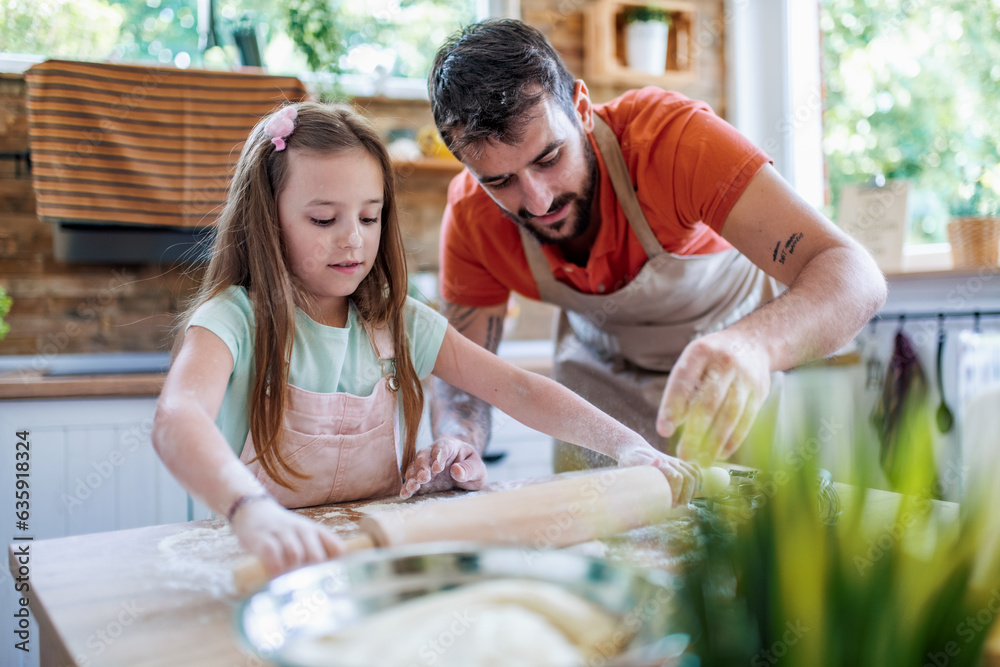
405, 18, 886, 491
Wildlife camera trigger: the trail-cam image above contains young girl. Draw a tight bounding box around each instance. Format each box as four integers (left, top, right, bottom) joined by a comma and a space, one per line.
152, 101, 697, 577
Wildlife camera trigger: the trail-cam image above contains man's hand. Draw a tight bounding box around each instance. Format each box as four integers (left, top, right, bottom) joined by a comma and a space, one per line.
656, 331, 771, 465
400, 438, 488, 499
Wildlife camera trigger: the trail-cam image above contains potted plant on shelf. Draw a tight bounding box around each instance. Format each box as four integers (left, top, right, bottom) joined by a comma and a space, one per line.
623, 5, 671, 76
947, 168, 1000, 269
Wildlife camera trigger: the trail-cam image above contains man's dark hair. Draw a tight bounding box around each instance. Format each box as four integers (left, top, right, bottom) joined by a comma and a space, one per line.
428, 19, 577, 160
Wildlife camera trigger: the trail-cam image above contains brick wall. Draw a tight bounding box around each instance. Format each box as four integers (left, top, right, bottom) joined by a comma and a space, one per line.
0, 74, 204, 357
0, 84, 459, 358
355, 96, 457, 273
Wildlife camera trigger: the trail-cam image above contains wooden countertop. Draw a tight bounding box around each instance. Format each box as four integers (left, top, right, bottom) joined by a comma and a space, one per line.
0, 371, 165, 399
10, 476, 1000, 667
7, 474, 696, 667
0, 347, 547, 400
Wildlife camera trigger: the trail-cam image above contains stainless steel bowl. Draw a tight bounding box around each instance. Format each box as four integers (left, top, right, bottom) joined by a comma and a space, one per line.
234, 542, 692, 667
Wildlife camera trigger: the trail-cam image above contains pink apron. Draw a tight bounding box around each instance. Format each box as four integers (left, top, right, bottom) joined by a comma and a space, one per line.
239, 325, 403, 508
519, 115, 782, 471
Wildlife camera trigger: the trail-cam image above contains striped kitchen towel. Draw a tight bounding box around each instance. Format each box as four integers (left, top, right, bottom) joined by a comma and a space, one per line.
25, 60, 308, 228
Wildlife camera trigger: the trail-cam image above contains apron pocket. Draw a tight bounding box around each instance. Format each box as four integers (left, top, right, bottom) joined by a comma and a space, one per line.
257, 419, 400, 508
327, 419, 401, 504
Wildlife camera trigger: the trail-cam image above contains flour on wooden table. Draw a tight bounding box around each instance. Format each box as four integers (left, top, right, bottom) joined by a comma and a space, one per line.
481, 479, 527, 493
155, 523, 244, 599
353, 494, 444, 515
316, 507, 356, 528
352, 479, 532, 516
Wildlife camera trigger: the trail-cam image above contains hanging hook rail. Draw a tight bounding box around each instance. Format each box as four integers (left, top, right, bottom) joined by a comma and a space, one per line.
871, 309, 1000, 324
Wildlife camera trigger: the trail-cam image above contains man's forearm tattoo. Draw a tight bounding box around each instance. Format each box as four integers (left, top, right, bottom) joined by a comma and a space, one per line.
431, 304, 506, 453
441, 302, 480, 334
430, 377, 493, 454
772, 232, 804, 265
483, 314, 503, 353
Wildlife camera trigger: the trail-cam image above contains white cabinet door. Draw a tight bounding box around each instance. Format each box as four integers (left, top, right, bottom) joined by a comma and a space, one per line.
0, 396, 211, 667
0, 397, 205, 538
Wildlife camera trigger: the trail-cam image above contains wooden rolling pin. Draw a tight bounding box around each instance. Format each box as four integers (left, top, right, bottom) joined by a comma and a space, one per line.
233, 465, 714, 595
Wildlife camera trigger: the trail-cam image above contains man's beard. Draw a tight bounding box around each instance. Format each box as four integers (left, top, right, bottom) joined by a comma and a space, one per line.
503, 138, 598, 246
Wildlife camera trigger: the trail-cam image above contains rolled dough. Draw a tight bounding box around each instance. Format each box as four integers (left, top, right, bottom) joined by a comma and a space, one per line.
279, 578, 625, 667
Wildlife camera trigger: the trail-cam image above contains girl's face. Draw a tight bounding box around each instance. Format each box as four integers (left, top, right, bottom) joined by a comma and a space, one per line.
277, 147, 384, 326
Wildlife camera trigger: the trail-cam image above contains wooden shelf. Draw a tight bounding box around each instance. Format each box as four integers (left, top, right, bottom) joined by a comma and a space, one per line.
882, 267, 1000, 280
583, 0, 698, 87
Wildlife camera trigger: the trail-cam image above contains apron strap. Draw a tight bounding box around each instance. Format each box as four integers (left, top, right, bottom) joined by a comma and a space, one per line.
591, 114, 665, 259
362, 321, 399, 391
518, 113, 669, 297
368, 325, 395, 361
518, 227, 558, 295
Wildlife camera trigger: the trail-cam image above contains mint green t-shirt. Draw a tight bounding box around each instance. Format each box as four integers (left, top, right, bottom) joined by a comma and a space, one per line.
187, 286, 448, 456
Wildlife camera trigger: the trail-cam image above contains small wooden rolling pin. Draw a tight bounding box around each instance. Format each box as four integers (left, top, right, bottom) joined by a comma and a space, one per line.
233, 465, 728, 595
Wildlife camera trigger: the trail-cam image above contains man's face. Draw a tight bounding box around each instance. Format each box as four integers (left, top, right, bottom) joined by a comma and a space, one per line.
459, 95, 598, 245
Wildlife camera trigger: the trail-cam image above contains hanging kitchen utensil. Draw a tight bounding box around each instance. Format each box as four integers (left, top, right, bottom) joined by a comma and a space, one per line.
870, 327, 935, 490
935, 316, 955, 433
864, 320, 885, 390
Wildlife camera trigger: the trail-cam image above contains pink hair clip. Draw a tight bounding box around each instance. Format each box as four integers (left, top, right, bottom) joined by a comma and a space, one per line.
264, 106, 298, 151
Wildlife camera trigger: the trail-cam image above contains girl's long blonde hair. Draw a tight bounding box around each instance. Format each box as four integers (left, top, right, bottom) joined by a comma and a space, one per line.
179, 101, 422, 489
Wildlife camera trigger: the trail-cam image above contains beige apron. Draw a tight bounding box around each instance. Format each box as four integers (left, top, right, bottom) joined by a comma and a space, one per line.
239, 326, 403, 508
518, 115, 781, 471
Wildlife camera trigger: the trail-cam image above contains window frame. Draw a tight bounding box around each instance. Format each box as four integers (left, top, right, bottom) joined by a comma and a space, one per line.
724, 0, 823, 210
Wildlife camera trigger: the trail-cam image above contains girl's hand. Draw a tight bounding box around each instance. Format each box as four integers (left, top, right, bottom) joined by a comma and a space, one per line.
229, 498, 344, 576
400, 438, 488, 499
616, 445, 700, 507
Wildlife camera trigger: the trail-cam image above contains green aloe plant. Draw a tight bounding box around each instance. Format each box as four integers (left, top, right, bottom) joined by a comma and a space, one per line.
675, 399, 1000, 666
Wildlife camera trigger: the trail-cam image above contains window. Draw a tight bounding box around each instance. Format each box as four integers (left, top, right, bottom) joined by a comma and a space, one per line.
274, 0, 482, 97
820, 0, 1000, 245
1, 0, 501, 99
726, 0, 1000, 252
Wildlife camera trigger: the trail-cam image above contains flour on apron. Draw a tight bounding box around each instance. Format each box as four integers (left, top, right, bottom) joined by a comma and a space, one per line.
518, 115, 782, 470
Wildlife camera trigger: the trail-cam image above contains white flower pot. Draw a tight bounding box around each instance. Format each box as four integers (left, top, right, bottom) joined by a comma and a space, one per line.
625, 20, 669, 76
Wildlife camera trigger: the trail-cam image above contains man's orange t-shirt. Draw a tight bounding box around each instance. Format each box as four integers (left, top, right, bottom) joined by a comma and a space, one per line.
438, 87, 771, 307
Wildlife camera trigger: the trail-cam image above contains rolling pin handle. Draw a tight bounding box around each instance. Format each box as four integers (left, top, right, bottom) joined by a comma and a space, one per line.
233, 557, 270, 597
233, 532, 378, 597
345, 532, 377, 552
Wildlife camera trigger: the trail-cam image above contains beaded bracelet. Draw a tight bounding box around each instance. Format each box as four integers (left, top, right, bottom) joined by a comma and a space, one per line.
226, 492, 270, 522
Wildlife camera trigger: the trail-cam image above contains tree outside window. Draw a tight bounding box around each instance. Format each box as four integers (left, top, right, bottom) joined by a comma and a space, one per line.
821, 0, 1000, 245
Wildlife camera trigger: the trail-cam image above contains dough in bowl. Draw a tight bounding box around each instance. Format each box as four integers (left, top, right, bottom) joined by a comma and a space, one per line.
279, 578, 626, 667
